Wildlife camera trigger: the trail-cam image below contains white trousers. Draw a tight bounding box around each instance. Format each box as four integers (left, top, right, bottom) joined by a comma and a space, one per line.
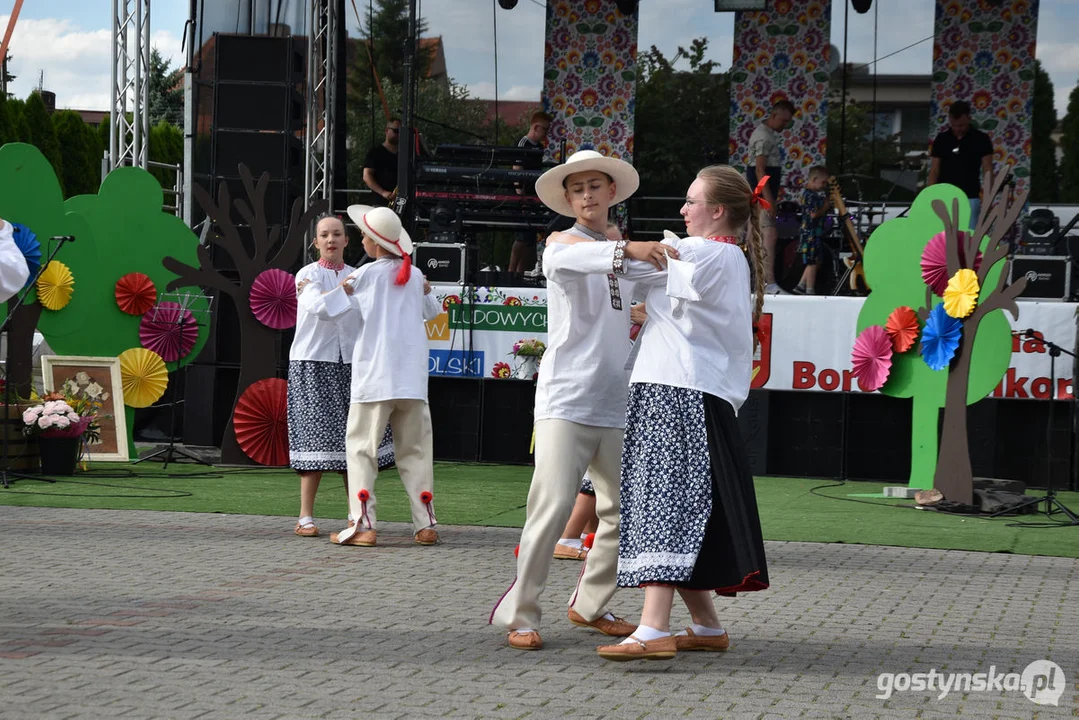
343, 399, 435, 534
491, 418, 623, 630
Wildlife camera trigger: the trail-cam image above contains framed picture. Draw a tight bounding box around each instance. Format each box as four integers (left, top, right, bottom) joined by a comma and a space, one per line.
41, 355, 129, 462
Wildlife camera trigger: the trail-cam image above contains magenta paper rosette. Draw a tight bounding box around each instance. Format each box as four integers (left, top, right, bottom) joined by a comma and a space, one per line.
850, 325, 894, 392
249, 269, 297, 330
920, 231, 983, 297
139, 301, 198, 362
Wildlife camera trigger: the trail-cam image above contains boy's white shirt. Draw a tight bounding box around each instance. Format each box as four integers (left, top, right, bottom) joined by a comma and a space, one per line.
319, 257, 440, 403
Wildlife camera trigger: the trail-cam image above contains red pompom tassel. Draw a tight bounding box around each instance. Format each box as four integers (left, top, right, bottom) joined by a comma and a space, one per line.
358, 489, 370, 502
420, 491, 433, 504
419, 490, 436, 525
394, 253, 412, 285
357, 489, 371, 529
582, 532, 596, 550
514, 544, 520, 558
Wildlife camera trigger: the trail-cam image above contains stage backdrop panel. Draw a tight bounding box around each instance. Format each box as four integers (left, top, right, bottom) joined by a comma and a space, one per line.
728, 0, 832, 197
542, 0, 638, 163
930, 0, 1039, 198
425, 289, 1075, 400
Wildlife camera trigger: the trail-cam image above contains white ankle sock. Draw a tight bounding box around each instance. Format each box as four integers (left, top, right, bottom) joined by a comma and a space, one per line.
558, 538, 583, 550
679, 623, 725, 636
601, 612, 616, 621
298, 516, 315, 527
620, 624, 669, 644
515, 627, 535, 634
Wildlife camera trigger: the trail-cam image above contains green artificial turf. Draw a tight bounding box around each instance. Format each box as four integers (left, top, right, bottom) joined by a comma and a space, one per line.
2, 462, 1077, 558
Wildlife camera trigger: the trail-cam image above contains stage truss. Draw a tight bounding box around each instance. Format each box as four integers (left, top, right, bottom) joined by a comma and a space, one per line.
109, 0, 150, 171
305, 0, 338, 209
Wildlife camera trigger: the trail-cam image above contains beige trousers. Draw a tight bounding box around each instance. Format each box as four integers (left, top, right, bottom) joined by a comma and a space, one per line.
342, 399, 435, 535
490, 418, 623, 631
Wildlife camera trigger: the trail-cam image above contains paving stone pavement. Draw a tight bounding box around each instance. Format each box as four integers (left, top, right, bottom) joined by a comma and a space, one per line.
1, 506, 1077, 720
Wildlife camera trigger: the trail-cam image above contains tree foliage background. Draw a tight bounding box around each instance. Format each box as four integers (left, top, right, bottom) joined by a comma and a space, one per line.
1030, 59, 1059, 203
1060, 82, 1079, 203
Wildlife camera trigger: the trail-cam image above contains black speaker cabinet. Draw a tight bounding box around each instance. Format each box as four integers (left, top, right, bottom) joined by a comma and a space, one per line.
214, 34, 303, 84
213, 130, 303, 179
215, 83, 303, 132
414, 243, 476, 285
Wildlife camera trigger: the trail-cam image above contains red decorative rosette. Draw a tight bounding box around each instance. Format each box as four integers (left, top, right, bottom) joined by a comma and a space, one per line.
491, 361, 511, 379
358, 489, 370, 502
420, 491, 433, 504
442, 295, 461, 311
115, 272, 157, 316
503, 297, 522, 306
232, 378, 288, 466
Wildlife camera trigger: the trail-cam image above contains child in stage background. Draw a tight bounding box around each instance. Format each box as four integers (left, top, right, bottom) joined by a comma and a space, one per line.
794, 166, 831, 295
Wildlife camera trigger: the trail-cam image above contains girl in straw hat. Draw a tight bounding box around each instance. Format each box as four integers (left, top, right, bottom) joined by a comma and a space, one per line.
323, 205, 442, 548
490, 150, 675, 651
539, 165, 770, 662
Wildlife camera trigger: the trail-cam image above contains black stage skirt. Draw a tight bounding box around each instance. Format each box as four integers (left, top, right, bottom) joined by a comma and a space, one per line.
617, 382, 768, 595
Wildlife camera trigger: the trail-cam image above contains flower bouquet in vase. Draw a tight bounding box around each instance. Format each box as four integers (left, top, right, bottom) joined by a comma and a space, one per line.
22, 392, 101, 475
510, 338, 546, 380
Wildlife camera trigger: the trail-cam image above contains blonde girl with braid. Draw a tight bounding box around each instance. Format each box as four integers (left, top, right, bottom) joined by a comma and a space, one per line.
538, 164, 770, 662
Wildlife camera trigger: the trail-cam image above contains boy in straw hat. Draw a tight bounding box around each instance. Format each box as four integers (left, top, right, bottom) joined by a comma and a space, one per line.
490, 150, 674, 650
323, 205, 442, 547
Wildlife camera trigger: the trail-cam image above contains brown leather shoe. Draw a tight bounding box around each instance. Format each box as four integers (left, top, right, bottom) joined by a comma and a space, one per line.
597, 635, 677, 661
330, 529, 376, 546
553, 543, 588, 560
414, 528, 439, 545
507, 631, 543, 650
567, 608, 635, 637
674, 627, 730, 651
294, 523, 319, 537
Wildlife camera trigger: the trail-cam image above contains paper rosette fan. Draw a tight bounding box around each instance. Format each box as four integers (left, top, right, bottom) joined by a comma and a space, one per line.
942, 268, 980, 319
139, 301, 198, 362
37, 260, 75, 310
885, 306, 920, 353
920, 231, 983, 297
920, 303, 963, 372
115, 272, 158, 316
250, 269, 298, 330
233, 378, 289, 466
118, 347, 169, 408
12, 223, 41, 288
850, 325, 893, 391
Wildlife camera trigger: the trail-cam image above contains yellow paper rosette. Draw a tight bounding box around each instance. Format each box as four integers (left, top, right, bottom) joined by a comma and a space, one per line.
942, 268, 980, 319
36, 260, 75, 310
118, 347, 169, 408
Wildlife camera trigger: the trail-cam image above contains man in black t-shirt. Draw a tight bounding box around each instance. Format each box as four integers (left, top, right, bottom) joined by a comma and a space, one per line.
509, 111, 551, 273
363, 118, 400, 203
928, 101, 994, 229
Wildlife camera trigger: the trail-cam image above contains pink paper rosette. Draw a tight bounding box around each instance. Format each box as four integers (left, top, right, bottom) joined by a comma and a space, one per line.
249, 269, 298, 330
920, 231, 983, 297
139, 301, 198, 362
850, 325, 894, 392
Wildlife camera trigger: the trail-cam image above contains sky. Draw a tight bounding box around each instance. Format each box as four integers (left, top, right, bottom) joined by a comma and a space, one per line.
3, 0, 1078, 119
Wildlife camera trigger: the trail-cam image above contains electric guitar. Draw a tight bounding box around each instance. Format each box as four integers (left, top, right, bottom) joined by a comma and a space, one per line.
828, 176, 869, 294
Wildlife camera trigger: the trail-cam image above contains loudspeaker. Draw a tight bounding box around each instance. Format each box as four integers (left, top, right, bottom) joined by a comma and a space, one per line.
766, 391, 844, 478
479, 380, 535, 464
214, 34, 303, 84
429, 377, 481, 461
210, 176, 302, 227
213, 131, 303, 179
414, 243, 476, 285
215, 84, 303, 132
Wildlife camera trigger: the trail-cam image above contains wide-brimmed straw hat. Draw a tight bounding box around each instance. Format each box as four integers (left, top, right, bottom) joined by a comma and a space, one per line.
534, 150, 640, 218
346, 205, 414, 257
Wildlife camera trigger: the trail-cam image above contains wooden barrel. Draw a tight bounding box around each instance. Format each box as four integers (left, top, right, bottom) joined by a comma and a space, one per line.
1, 404, 41, 472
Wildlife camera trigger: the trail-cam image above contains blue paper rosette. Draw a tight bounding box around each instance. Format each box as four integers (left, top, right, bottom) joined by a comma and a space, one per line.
11, 222, 41, 289
920, 303, 962, 371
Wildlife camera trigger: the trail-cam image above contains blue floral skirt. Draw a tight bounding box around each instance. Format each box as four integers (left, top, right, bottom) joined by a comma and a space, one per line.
287, 361, 395, 471
617, 382, 769, 595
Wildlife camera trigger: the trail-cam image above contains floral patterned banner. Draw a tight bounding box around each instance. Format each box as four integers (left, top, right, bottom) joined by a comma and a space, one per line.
930, 0, 1039, 198
542, 0, 638, 163
729, 0, 828, 197
728, 1, 832, 197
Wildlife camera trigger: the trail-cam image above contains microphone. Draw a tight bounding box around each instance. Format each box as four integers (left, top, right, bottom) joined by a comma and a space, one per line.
51, 235, 75, 242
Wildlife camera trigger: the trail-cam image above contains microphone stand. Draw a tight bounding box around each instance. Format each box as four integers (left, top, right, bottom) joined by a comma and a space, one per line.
1, 235, 75, 488
992, 329, 1079, 525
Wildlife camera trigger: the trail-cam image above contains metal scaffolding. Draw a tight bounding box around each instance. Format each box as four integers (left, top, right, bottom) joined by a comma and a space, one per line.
109, 0, 151, 171
305, 0, 338, 209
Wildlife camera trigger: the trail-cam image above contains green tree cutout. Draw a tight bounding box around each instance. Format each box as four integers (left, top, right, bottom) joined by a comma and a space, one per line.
0, 142, 209, 459
855, 171, 1027, 504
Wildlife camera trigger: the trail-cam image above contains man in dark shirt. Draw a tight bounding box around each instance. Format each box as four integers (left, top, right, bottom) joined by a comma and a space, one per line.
509, 110, 551, 273
928, 101, 994, 229
363, 118, 400, 203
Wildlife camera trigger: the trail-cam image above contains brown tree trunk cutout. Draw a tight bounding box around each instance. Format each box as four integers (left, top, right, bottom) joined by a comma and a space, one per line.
163, 165, 328, 464
6, 300, 42, 398
928, 169, 1028, 505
